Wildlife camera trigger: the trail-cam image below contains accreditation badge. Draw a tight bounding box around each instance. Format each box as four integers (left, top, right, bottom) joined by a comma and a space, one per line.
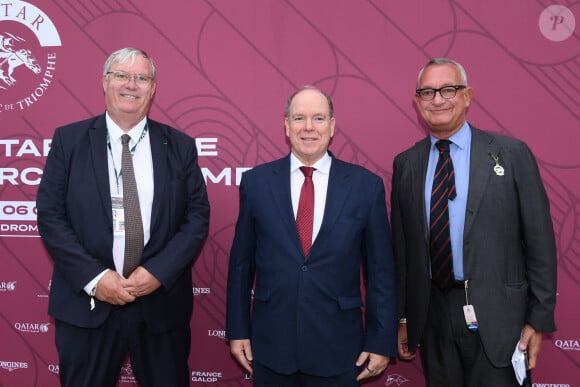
463, 304, 479, 332
112, 194, 125, 237
461, 280, 479, 332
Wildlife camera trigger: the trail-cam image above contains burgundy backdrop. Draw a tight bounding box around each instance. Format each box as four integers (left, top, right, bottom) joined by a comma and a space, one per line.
1, 1, 578, 386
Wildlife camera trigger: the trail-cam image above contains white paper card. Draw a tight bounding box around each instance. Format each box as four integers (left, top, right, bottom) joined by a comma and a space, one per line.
511, 342, 527, 385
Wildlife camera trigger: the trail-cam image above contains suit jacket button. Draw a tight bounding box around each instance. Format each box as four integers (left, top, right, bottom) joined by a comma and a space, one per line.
301, 265, 308, 272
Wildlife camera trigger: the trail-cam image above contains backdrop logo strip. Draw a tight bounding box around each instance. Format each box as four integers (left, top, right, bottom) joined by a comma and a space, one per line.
0, 0, 61, 112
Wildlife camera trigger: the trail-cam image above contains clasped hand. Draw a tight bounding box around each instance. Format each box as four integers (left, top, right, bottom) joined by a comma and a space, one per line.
94, 267, 161, 305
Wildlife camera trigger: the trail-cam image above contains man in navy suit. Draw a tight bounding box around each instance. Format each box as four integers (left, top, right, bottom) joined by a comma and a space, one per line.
226, 86, 398, 386
36, 47, 210, 387
391, 58, 557, 386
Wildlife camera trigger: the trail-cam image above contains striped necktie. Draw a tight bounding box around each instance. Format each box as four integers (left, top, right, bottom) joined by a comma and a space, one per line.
430, 140, 456, 290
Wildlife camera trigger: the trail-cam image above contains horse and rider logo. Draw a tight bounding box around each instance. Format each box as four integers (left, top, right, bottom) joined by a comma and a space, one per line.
0, 32, 42, 90
0, 1, 61, 111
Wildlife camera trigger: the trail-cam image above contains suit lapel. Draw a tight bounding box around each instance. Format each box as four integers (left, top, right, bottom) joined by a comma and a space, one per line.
269, 156, 303, 256
464, 127, 499, 240
148, 121, 169, 233
413, 138, 431, 242
89, 115, 113, 225
314, 159, 351, 248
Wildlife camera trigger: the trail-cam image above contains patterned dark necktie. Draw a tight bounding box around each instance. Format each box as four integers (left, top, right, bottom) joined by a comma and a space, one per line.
121, 134, 143, 277
430, 140, 456, 290
296, 166, 315, 256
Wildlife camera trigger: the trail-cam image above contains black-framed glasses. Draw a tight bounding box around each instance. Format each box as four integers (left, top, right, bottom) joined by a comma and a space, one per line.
415, 85, 466, 101
106, 71, 154, 86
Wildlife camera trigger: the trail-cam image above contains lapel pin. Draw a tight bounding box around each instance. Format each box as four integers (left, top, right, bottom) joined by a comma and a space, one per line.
489, 154, 504, 176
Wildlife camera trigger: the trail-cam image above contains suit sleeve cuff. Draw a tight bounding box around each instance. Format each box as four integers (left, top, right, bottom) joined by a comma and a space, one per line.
83, 269, 109, 295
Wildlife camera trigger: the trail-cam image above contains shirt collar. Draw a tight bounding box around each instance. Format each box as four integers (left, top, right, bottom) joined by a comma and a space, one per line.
105, 112, 148, 143
430, 121, 471, 150
290, 152, 332, 174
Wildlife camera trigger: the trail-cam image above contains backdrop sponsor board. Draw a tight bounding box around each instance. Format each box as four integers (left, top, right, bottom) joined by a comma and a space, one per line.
1, 1, 578, 386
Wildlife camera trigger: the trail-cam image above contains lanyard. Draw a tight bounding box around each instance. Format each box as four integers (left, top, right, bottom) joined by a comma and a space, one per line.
107, 124, 148, 193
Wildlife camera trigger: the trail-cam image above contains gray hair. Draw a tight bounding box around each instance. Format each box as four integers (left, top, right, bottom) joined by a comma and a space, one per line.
103, 47, 156, 79
284, 85, 334, 117
417, 58, 468, 87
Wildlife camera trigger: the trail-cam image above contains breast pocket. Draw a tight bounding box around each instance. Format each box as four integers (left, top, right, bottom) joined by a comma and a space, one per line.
337, 295, 363, 310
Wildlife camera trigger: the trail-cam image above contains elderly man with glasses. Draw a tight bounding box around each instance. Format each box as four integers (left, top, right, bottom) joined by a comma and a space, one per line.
391, 58, 557, 387
37, 47, 210, 387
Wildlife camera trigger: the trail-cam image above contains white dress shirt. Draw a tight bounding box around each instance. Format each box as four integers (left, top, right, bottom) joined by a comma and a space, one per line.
290, 152, 332, 244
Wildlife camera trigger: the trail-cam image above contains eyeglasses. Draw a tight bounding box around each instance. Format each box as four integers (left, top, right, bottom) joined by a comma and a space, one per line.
106, 71, 154, 86
289, 114, 330, 125
415, 85, 466, 101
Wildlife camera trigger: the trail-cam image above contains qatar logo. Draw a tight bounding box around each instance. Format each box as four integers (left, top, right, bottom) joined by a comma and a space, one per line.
119, 362, 137, 384
0, 1, 61, 112
0, 280, 17, 291
385, 373, 409, 386
14, 321, 50, 333
554, 339, 580, 351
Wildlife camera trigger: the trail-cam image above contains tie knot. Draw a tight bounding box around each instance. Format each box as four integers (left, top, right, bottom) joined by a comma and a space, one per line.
436, 140, 451, 154
121, 134, 131, 145
300, 166, 315, 178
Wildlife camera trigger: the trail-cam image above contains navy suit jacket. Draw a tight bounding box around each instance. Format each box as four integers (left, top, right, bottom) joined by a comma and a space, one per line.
226, 154, 397, 377
391, 126, 557, 367
37, 114, 210, 333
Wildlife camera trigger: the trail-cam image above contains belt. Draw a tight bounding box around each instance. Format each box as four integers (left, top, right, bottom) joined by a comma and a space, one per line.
430, 279, 466, 290
451, 280, 466, 289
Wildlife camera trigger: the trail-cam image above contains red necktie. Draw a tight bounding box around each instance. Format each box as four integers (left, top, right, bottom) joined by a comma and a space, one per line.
296, 166, 315, 256
430, 140, 456, 290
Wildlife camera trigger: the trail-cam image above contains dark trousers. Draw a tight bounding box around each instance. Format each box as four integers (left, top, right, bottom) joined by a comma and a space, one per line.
55, 301, 191, 387
253, 361, 361, 387
420, 283, 520, 387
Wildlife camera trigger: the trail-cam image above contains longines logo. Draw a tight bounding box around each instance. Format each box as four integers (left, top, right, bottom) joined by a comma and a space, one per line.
385, 373, 409, 386
191, 370, 222, 383
207, 329, 226, 339
192, 287, 211, 296
554, 339, 580, 351
0, 0, 61, 112
14, 321, 50, 333
0, 280, 17, 291
0, 360, 28, 372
